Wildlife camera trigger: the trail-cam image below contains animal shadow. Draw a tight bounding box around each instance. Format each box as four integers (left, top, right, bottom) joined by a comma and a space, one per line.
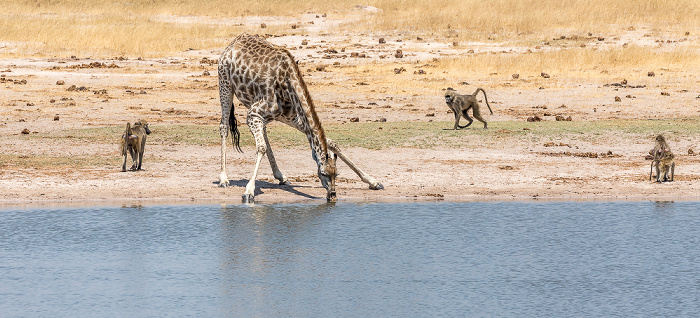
214, 179, 320, 199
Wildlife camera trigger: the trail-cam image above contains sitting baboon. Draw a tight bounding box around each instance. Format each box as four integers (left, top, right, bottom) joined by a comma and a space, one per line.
649, 134, 675, 182
121, 120, 151, 171
656, 152, 675, 182
444, 88, 494, 129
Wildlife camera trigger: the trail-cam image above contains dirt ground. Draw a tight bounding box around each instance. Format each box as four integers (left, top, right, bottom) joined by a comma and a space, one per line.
1, 18, 699, 206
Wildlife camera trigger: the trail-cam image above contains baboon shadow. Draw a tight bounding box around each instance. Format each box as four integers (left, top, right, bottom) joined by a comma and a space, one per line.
214, 179, 320, 199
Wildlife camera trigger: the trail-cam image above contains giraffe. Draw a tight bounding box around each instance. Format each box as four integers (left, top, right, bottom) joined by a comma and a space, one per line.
217, 33, 383, 203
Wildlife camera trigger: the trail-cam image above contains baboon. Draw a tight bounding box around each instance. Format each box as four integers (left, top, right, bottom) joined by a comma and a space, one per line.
656, 152, 675, 182
121, 120, 151, 172
649, 134, 674, 182
444, 88, 493, 129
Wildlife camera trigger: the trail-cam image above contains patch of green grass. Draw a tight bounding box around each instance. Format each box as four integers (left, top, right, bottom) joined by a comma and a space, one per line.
0, 154, 119, 168
26, 117, 700, 152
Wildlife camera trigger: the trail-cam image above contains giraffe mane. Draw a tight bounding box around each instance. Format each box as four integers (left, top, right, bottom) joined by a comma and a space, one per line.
282, 49, 329, 158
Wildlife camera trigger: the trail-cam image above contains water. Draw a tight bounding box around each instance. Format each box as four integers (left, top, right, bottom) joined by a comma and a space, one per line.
1, 201, 699, 317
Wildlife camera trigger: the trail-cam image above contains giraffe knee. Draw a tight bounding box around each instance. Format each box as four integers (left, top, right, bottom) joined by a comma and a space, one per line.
256, 144, 267, 154
219, 124, 229, 137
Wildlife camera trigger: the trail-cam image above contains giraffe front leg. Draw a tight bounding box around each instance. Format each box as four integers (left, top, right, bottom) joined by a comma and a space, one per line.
218, 123, 230, 187
327, 138, 384, 190
243, 113, 267, 203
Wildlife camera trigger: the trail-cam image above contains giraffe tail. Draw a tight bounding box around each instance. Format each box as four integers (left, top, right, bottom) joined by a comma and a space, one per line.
229, 107, 242, 153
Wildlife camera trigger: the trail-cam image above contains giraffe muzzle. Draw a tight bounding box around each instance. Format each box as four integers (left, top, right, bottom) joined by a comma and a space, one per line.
326, 190, 337, 202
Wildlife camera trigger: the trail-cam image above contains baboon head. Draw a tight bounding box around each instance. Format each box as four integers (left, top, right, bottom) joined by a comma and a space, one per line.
444, 90, 456, 104
655, 134, 665, 143
318, 152, 338, 202
135, 120, 152, 135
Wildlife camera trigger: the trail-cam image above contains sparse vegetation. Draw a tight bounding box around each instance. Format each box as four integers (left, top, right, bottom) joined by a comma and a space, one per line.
1, 0, 698, 57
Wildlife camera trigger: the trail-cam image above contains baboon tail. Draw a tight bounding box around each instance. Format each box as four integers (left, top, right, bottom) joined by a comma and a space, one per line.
475, 88, 493, 115
228, 106, 242, 153
122, 122, 131, 156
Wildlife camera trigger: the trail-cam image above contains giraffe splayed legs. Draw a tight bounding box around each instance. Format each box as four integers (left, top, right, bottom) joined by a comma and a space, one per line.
217, 33, 382, 203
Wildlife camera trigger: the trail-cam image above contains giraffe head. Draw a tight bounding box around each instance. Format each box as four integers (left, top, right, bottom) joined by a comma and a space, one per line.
318, 152, 338, 202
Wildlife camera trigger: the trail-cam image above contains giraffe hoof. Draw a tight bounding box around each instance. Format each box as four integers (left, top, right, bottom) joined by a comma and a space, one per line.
218, 181, 229, 188
242, 193, 255, 204
370, 182, 384, 190
279, 179, 291, 185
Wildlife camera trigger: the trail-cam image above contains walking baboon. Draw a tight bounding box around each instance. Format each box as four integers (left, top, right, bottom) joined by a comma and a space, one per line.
649, 134, 674, 182
121, 120, 151, 171
444, 88, 494, 129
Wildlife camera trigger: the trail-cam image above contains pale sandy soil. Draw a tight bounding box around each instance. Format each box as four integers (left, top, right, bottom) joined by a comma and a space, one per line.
1, 16, 699, 206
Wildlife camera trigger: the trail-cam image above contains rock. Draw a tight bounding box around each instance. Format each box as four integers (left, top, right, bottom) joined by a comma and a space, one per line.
349, 117, 359, 122
453, 41, 459, 47
555, 115, 565, 121
414, 69, 426, 75
53, 115, 60, 121
540, 72, 550, 78
260, 23, 266, 28
67, 85, 77, 91
527, 115, 542, 122
301, 40, 308, 45
661, 91, 670, 96
393, 67, 406, 74
426, 113, 435, 117
648, 71, 655, 77
202, 70, 210, 76
615, 96, 621, 102
315, 65, 326, 72
56, 80, 65, 85
21, 128, 30, 134
689, 149, 695, 155
394, 49, 403, 58
378, 118, 387, 122
378, 38, 386, 44
512, 73, 520, 79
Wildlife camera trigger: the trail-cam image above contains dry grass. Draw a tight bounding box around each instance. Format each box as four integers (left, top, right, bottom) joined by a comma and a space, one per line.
2, 0, 698, 57
368, 0, 699, 40
437, 45, 700, 78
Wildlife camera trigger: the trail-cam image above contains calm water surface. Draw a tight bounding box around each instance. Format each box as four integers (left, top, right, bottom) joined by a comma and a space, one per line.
1, 201, 699, 317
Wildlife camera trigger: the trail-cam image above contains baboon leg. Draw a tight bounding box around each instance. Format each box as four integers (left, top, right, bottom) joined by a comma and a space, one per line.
649, 162, 654, 181
453, 111, 461, 130
129, 147, 138, 171
655, 163, 661, 182
472, 105, 488, 129
137, 141, 145, 171
670, 162, 675, 181
327, 138, 383, 190
263, 126, 289, 185
458, 108, 473, 129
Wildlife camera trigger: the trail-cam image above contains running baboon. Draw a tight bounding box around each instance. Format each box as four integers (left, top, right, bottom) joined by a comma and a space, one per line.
649, 134, 674, 182
121, 120, 151, 171
444, 88, 494, 129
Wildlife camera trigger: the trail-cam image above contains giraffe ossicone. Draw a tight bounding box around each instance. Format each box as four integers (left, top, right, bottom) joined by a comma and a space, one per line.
217, 33, 383, 203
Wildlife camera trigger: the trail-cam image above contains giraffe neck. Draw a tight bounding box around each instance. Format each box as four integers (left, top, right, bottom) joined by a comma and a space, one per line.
283, 49, 329, 164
